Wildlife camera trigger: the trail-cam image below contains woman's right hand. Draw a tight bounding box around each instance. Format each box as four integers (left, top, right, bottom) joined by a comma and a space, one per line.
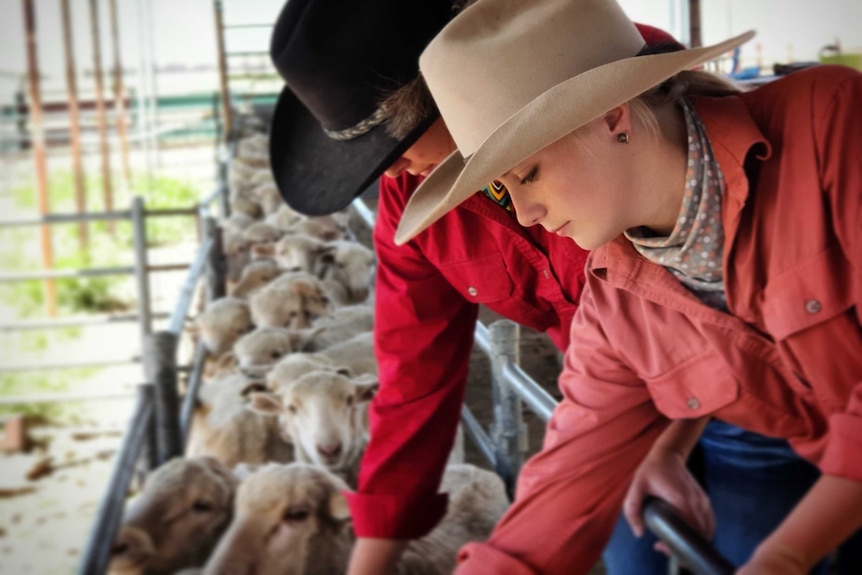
347, 538, 409, 575
622, 445, 715, 548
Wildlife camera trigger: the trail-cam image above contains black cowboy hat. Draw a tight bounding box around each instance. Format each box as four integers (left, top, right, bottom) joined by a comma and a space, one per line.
268, 0, 455, 216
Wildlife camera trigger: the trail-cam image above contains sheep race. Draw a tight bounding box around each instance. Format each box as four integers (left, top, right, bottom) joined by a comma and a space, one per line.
105, 130, 510, 575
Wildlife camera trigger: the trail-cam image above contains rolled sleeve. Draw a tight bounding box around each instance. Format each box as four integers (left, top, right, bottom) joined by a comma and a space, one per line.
455, 282, 668, 574
351, 175, 478, 539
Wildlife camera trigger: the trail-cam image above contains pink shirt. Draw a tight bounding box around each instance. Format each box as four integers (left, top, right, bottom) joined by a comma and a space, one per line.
456, 65, 862, 574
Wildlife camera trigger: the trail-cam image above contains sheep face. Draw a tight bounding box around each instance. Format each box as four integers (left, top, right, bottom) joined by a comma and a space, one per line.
229, 259, 281, 299
249, 372, 377, 477
249, 275, 332, 330
314, 241, 374, 303
233, 328, 294, 376
109, 457, 237, 575
203, 463, 352, 575
195, 298, 253, 356
273, 234, 325, 274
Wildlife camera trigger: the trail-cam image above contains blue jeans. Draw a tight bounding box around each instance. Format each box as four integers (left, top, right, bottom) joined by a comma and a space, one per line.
602, 420, 832, 575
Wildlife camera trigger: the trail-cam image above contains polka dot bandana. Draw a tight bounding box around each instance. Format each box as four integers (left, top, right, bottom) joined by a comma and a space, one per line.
626, 99, 727, 304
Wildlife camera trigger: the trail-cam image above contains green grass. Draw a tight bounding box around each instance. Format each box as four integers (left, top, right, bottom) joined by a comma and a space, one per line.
3, 169, 202, 317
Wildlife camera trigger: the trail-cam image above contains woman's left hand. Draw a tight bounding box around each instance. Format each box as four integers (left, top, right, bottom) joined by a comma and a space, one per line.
736, 548, 807, 575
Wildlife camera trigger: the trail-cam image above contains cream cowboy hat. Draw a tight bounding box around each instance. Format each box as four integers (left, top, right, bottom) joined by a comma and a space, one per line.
394, 0, 754, 245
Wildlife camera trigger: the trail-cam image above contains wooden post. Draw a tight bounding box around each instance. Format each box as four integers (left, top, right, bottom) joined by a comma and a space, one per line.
213, 0, 233, 143
89, 0, 115, 230
688, 0, 702, 48
60, 0, 89, 251
22, 0, 58, 317
108, 0, 132, 187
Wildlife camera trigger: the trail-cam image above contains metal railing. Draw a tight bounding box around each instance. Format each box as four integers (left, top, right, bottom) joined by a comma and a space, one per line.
77, 179, 227, 575
351, 197, 734, 575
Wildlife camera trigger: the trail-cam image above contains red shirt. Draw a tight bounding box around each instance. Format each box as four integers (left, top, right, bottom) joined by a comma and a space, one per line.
455, 65, 862, 574
345, 172, 588, 538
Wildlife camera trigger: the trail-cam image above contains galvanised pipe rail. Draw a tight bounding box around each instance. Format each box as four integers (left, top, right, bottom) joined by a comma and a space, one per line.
0, 263, 189, 282
167, 237, 214, 335
78, 384, 155, 575
644, 497, 735, 575
0, 207, 198, 227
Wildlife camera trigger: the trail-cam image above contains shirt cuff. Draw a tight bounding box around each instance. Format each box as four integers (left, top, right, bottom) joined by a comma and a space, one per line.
345, 491, 449, 539
819, 412, 862, 481
455, 542, 539, 575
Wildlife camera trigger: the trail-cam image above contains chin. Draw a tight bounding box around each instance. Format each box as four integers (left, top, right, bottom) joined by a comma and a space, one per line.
569, 231, 614, 251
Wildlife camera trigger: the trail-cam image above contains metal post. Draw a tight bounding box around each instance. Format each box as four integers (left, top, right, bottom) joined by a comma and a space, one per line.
131, 197, 152, 341
143, 331, 183, 463
138, 383, 158, 482
488, 320, 528, 493
60, 0, 89, 251
89, 0, 115, 229
688, 0, 702, 48
213, 0, 233, 143
204, 215, 226, 302
108, 0, 132, 187
22, 0, 58, 317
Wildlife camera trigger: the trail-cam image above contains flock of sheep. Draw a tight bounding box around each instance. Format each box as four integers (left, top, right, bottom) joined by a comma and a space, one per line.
107, 133, 510, 574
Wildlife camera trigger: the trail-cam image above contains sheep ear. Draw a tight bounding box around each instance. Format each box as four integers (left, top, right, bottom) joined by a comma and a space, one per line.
246, 391, 283, 415
250, 242, 276, 260
351, 374, 379, 403
240, 381, 269, 397
328, 489, 352, 522
317, 247, 336, 266
334, 366, 354, 378
214, 352, 237, 371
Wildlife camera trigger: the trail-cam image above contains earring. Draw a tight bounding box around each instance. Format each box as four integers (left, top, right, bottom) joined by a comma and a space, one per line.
617, 132, 629, 144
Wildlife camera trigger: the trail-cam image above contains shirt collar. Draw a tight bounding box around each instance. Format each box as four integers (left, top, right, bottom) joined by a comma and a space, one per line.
590, 94, 770, 280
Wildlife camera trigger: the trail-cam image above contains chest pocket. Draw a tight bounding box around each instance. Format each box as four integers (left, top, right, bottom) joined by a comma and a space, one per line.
761, 244, 854, 341
643, 351, 739, 419
439, 253, 514, 304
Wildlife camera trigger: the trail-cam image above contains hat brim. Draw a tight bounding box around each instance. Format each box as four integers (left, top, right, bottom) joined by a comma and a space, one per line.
269, 86, 438, 216
395, 30, 755, 245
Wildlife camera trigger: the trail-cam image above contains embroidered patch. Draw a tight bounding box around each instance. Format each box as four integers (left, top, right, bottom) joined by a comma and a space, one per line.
482, 180, 512, 211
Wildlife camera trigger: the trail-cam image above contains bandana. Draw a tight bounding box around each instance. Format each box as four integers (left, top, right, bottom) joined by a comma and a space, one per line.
625, 99, 727, 309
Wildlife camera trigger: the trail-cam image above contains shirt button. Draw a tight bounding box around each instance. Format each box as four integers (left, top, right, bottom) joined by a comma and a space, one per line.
467, 286, 478, 297
687, 397, 700, 410
805, 299, 821, 314
543, 269, 551, 279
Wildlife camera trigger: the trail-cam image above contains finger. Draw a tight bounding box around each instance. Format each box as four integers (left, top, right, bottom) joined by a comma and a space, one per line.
623, 481, 645, 537
653, 541, 671, 557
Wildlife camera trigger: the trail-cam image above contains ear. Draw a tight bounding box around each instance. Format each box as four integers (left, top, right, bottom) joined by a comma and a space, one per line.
328, 488, 352, 522
240, 381, 269, 397
250, 242, 276, 259
351, 374, 379, 403
334, 366, 354, 378
316, 247, 336, 266
215, 352, 238, 371
288, 327, 324, 352
246, 391, 283, 415
601, 103, 632, 136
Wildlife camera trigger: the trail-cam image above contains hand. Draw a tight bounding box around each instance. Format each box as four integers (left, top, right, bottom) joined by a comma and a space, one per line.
736, 548, 807, 575
348, 538, 408, 575
623, 446, 714, 548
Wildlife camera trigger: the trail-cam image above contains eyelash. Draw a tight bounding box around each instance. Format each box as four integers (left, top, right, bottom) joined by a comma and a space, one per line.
520, 166, 538, 185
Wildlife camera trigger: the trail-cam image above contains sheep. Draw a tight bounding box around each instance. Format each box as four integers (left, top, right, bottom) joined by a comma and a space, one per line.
203, 462, 509, 575
241, 221, 284, 245
194, 298, 252, 356
248, 272, 332, 329
301, 304, 373, 351
251, 182, 283, 216
265, 353, 343, 393
247, 368, 378, 486
272, 233, 326, 273
186, 373, 293, 467
314, 240, 375, 304
265, 204, 306, 232
231, 327, 297, 377
289, 216, 346, 242
228, 259, 282, 299
109, 457, 237, 575
229, 195, 262, 219
236, 133, 269, 160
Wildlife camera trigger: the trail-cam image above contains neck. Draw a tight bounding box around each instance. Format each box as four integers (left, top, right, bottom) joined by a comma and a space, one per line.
633, 102, 689, 236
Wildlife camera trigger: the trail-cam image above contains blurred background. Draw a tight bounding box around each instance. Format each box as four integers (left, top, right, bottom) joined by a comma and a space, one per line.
0, 0, 858, 573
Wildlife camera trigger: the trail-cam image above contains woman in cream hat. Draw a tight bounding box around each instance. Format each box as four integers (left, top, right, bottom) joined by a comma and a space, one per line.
394, 0, 862, 574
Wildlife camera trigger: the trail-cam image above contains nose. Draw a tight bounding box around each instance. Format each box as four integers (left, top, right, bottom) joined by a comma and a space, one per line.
317, 442, 342, 458
509, 193, 546, 228
110, 526, 154, 567
384, 157, 409, 178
